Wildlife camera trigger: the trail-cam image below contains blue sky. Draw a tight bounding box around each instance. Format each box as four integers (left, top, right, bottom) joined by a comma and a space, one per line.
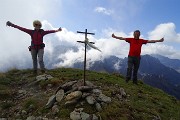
0, 0, 180, 71
52, 0, 180, 36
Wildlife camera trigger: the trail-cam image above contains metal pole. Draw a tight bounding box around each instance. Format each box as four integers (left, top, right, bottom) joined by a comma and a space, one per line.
83, 29, 87, 85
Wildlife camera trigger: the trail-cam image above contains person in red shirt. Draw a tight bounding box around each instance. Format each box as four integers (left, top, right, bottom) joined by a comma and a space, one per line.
6, 20, 62, 75
112, 30, 164, 84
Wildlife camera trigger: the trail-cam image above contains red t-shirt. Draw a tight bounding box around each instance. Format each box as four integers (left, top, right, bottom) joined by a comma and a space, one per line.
125, 38, 148, 57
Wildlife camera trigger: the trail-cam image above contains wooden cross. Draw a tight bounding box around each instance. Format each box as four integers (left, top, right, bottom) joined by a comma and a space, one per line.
77, 29, 95, 85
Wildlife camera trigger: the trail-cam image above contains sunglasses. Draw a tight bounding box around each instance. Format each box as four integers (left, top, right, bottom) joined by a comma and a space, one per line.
35, 24, 41, 27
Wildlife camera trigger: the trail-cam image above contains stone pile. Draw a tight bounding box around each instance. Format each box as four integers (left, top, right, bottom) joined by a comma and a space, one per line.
46, 80, 112, 119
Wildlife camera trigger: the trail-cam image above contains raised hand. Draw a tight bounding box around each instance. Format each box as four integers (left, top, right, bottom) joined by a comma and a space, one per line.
6, 21, 13, 26
159, 37, 164, 42
58, 27, 62, 31
112, 33, 116, 38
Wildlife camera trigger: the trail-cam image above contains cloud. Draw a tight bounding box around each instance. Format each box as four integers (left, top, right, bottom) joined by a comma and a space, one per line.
148, 23, 180, 43
94, 7, 113, 16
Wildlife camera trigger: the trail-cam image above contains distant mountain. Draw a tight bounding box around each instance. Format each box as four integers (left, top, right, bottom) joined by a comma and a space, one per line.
44, 45, 78, 68
151, 54, 180, 73
139, 55, 180, 85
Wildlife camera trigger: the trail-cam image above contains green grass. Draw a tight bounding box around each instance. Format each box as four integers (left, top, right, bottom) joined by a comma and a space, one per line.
0, 68, 179, 119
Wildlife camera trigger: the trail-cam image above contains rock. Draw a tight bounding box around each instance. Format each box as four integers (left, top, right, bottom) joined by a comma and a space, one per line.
65, 87, 78, 95
92, 89, 102, 95
78, 86, 93, 92
95, 102, 102, 112
74, 108, 84, 112
85, 81, 96, 87
36, 74, 53, 81
26, 116, 36, 120
81, 112, 90, 120
56, 89, 64, 103
65, 98, 79, 106
46, 95, 56, 108
61, 81, 77, 90
66, 91, 82, 101
18, 90, 27, 94
92, 114, 99, 120
70, 111, 81, 120
116, 94, 122, 100
21, 110, 27, 115
52, 105, 59, 114
86, 95, 96, 105
98, 94, 111, 103
0, 118, 8, 120
120, 88, 126, 98
82, 92, 91, 98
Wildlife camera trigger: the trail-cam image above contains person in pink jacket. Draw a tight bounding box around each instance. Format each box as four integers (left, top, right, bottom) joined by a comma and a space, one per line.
6, 20, 62, 75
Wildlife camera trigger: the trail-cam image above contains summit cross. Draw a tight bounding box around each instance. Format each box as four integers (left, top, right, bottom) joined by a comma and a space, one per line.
77, 29, 95, 85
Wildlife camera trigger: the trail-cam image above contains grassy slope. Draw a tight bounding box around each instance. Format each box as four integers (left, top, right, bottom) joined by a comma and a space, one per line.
0, 68, 179, 120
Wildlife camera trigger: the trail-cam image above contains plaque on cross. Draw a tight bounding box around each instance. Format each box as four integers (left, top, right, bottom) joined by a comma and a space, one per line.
77, 29, 95, 85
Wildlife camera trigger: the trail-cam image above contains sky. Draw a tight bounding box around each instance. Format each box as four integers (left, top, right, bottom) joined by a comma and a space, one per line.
1, 0, 180, 71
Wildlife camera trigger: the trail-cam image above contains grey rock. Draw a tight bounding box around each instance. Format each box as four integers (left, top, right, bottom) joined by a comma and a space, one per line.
120, 88, 126, 97
92, 89, 102, 95
56, 89, 64, 102
85, 81, 96, 87
36, 74, 53, 81
81, 112, 90, 120
78, 86, 93, 92
92, 114, 99, 120
65, 87, 78, 95
95, 102, 102, 112
98, 94, 111, 103
26, 116, 36, 120
82, 92, 91, 98
66, 91, 82, 101
70, 111, 81, 120
52, 105, 59, 114
61, 81, 77, 90
86, 96, 96, 105
0, 118, 8, 120
46, 95, 56, 108
18, 90, 27, 94
65, 98, 79, 106
21, 110, 27, 115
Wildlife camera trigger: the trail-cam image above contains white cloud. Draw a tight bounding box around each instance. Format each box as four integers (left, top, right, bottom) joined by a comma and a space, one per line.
148, 23, 180, 43
94, 7, 113, 16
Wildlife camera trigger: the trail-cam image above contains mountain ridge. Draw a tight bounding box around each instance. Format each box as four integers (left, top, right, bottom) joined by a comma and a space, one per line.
0, 68, 179, 119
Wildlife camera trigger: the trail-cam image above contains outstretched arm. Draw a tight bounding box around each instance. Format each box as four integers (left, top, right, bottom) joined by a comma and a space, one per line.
147, 38, 164, 43
6, 21, 32, 34
112, 33, 126, 40
43, 27, 62, 35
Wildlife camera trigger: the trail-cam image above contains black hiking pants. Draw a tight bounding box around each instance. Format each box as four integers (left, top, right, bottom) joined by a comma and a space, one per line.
126, 56, 141, 83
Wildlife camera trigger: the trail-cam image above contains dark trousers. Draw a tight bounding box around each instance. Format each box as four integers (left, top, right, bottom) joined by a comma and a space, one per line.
126, 56, 140, 83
